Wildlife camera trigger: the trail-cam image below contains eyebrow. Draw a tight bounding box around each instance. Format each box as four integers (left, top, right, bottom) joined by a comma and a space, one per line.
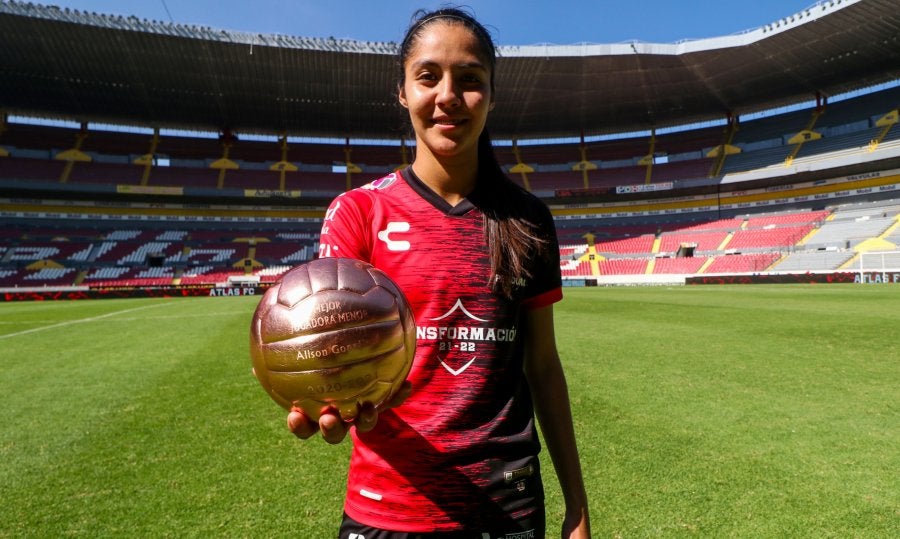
410, 59, 488, 71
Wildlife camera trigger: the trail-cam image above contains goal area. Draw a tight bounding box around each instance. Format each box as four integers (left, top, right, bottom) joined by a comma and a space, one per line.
858, 250, 900, 283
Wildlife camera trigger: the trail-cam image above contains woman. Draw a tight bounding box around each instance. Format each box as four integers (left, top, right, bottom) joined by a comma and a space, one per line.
289, 8, 591, 538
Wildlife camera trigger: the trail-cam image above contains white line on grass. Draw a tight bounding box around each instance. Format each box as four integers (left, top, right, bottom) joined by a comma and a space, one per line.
108, 311, 243, 322
0, 302, 173, 340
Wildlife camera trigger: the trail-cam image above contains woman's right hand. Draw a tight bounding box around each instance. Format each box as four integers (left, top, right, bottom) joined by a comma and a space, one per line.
287, 381, 412, 444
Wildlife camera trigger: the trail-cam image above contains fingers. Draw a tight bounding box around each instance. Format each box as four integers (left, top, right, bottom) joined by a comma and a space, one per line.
318, 411, 349, 444
287, 385, 414, 443
287, 408, 319, 439
288, 407, 350, 443
354, 382, 412, 433
355, 402, 378, 433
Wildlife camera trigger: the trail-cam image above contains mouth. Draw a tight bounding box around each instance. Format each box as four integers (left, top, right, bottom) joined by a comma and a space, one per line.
432, 117, 467, 127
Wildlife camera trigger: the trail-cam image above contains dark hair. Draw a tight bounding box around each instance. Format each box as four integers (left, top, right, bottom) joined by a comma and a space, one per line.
399, 8, 550, 298
399, 7, 496, 91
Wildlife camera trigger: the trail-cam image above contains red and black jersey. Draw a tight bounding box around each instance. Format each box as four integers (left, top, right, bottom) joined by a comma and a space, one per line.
318, 167, 562, 532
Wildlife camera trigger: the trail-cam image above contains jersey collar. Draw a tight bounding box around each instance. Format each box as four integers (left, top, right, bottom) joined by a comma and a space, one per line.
401, 166, 476, 217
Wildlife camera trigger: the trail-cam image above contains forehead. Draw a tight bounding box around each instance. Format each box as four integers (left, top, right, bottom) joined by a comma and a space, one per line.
405, 21, 490, 67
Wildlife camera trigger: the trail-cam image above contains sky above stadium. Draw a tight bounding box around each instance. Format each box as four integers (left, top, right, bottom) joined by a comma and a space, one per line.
34, 0, 818, 45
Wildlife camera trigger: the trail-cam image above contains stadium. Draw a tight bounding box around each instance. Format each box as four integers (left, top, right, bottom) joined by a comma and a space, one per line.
1, 0, 899, 294
1, 1, 898, 537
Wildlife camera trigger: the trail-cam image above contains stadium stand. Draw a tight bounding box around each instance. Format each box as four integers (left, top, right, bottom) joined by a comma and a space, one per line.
4, 241, 94, 263
253, 242, 316, 266
596, 235, 657, 256
652, 256, 709, 275
1, 2, 899, 289
726, 225, 817, 250
2, 175, 899, 289
770, 251, 853, 272
3, 124, 900, 287
178, 266, 246, 286
658, 231, 729, 253
1, 267, 78, 287
802, 204, 900, 250
3, 88, 897, 195
548, 200, 898, 280
704, 253, 781, 274
81, 266, 176, 288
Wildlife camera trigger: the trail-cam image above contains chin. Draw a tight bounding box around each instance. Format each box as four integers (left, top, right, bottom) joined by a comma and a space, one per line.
425, 139, 476, 159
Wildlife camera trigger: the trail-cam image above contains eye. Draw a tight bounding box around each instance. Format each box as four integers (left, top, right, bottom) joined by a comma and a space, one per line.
414, 71, 438, 86
458, 69, 489, 87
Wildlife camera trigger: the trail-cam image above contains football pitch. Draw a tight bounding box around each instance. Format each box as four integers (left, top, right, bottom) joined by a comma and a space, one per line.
1, 284, 897, 538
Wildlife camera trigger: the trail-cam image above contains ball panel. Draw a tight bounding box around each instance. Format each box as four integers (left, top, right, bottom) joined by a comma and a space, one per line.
334, 258, 379, 294
249, 335, 283, 407
261, 319, 406, 371
303, 256, 342, 294
398, 295, 417, 370
275, 261, 315, 307
298, 256, 379, 296
368, 270, 404, 300
257, 287, 400, 343
267, 347, 409, 420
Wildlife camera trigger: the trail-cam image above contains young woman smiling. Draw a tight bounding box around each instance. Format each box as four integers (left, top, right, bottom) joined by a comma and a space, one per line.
288, 8, 591, 538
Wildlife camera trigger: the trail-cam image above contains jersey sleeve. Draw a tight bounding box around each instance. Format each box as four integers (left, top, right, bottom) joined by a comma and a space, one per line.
318, 190, 374, 262
521, 198, 563, 310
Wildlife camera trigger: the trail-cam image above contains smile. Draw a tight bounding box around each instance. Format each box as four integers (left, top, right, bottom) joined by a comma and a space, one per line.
432, 117, 466, 126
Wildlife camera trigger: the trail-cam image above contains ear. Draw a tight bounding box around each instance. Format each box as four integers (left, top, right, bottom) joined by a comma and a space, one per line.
489, 101, 495, 111
398, 85, 409, 109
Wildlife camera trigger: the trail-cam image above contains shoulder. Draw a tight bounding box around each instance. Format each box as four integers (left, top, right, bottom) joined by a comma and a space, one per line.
505, 181, 555, 230
519, 187, 553, 221
328, 171, 406, 211
474, 172, 546, 215
362, 170, 406, 193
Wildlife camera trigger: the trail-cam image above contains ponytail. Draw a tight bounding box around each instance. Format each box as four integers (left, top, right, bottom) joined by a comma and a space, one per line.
472, 131, 549, 298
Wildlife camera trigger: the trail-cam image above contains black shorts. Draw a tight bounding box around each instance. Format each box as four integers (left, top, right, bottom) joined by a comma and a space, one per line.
338, 511, 545, 539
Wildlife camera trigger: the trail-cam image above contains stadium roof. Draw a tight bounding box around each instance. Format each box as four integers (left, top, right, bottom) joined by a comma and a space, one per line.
0, 0, 899, 141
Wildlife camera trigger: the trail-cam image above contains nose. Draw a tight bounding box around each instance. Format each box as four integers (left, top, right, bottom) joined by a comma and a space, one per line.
435, 77, 461, 108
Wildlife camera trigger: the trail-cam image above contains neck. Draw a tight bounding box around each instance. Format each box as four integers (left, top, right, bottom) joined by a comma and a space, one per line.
411, 150, 478, 207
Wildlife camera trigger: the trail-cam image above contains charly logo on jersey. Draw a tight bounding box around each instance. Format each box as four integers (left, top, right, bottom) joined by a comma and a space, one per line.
363, 172, 399, 190
417, 298, 517, 376
377, 221, 411, 251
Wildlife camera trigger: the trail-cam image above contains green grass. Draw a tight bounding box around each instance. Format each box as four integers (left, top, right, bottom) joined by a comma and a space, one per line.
1, 286, 898, 538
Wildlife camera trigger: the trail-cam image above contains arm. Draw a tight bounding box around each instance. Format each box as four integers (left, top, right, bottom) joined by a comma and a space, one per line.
523, 304, 591, 539
287, 189, 390, 444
